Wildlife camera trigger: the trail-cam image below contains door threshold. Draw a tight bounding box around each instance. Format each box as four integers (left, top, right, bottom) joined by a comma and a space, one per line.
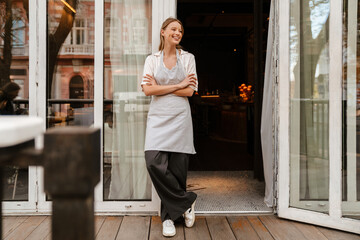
195, 210, 274, 216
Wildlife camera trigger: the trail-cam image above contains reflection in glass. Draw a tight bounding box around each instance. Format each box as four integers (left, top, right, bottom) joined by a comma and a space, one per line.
0, 0, 29, 201
47, 0, 94, 128
289, 0, 330, 212
103, 0, 152, 200
342, 0, 360, 219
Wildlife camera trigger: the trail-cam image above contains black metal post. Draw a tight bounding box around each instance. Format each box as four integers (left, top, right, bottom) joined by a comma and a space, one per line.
0, 125, 100, 240
44, 127, 100, 240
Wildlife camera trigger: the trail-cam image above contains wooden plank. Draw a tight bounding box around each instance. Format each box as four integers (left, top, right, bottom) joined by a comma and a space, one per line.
2, 216, 29, 239
290, 220, 328, 240
5, 214, 360, 240
317, 226, 360, 240
149, 216, 185, 240
174, 220, 185, 240
35, 216, 104, 240
43, 233, 51, 240
116, 216, 150, 240
4, 216, 46, 240
95, 216, 106, 237
206, 217, 236, 240
184, 216, 211, 240
25, 216, 51, 240
95, 216, 122, 240
228, 216, 260, 240
247, 216, 274, 240
259, 215, 306, 240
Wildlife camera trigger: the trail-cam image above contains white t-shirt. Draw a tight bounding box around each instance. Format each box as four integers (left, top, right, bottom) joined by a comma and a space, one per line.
141, 49, 198, 91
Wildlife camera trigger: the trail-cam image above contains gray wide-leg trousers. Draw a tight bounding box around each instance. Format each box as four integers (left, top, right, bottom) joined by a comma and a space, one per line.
145, 151, 197, 222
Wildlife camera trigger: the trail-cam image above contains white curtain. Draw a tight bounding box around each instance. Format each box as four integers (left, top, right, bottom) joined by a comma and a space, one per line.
261, 0, 275, 208
107, 0, 152, 200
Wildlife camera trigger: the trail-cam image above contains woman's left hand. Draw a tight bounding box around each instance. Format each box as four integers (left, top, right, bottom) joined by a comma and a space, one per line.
143, 74, 158, 86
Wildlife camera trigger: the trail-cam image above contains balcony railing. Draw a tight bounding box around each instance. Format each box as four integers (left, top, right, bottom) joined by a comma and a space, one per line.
60, 44, 94, 55
0, 45, 29, 56
290, 98, 329, 159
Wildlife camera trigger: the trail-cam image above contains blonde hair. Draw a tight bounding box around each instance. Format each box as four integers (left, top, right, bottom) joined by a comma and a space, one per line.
158, 17, 184, 51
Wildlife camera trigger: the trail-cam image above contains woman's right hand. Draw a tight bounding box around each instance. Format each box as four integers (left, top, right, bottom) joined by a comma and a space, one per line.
178, 74, 197, 89
143, 74, 158, 86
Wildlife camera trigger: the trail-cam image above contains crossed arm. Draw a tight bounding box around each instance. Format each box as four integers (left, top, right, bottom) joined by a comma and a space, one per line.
142, 74, 197, 97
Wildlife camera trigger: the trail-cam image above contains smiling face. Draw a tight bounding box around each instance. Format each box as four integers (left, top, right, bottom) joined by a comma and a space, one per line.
161, 21, 183, 47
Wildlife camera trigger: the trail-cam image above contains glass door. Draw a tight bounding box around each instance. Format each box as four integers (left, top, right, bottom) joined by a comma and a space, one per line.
39, 0, 97, 212
93, 0, 176, 214
277, 0, 360, 233
342, 0, 360, 220
288, 0, 330, 214
1, 0, 38, 213
95, 0, 156, 213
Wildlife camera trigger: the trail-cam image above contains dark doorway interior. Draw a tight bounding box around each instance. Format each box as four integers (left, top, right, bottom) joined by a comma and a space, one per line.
69, 75, 84, 108
177, 1, 270, 172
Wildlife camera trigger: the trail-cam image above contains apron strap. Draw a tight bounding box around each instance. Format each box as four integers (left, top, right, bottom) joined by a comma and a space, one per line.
161, 50, 180, 61
176, 48, 180, 60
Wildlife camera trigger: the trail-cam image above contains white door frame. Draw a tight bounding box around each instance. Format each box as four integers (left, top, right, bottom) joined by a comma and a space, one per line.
277, 0, 360, 234
2, 0, 45, 215
35, 0, 51, 214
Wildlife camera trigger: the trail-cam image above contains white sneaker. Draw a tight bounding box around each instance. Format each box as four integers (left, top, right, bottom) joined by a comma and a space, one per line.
184, 200, 196, 228
162, 219, 176, 237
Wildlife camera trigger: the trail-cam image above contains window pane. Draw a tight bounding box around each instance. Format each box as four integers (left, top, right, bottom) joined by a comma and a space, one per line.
47, 0, 94, 128
342, 0, 360, 220
0, 0, 29, 201
103, 0, 152, 200
289, 0, 330, 213
12, 20, 25, 46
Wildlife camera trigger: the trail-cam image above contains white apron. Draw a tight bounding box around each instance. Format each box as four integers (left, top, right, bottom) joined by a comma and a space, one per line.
144, 50, 195, 154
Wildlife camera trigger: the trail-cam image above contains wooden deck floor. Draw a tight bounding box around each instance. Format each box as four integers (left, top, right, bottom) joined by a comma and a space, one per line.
2, 215, 360, 240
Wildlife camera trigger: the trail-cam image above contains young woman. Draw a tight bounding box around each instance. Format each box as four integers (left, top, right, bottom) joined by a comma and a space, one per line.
141, 17, 198, 237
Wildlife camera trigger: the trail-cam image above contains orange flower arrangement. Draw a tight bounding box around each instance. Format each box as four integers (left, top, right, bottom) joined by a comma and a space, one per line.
238, 84, 254, 102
